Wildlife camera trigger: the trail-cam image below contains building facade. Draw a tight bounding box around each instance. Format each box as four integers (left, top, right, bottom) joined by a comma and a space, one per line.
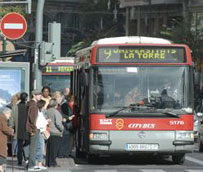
119, 0, 186, 36
29, 0, 85, 56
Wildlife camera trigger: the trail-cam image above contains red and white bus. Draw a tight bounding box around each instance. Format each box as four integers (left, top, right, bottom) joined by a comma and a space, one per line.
72, 36, 194, 164
42, 58, 74, 92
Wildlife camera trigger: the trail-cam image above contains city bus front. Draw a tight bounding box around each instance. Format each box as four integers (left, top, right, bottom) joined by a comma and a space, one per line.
88, 45, 194, 164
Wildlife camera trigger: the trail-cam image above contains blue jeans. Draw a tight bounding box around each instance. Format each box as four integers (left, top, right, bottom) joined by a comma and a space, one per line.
36, 132, 44, 162
13, 139, 18, 155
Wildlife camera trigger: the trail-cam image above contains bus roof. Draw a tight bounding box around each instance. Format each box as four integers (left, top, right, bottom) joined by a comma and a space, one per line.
91, 36, 172, 45
49, 57, 74, 64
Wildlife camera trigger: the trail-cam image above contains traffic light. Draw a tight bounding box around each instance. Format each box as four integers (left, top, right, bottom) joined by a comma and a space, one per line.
39, 41, 55, 66
39, 22, 61, 66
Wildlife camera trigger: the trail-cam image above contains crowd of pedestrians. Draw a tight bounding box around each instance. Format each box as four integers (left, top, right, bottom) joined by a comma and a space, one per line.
0, 86, 76, 172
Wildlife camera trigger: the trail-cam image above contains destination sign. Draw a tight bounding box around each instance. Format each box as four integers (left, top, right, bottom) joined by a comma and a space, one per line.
42, 65, 73, 73
96, 46, 186, 63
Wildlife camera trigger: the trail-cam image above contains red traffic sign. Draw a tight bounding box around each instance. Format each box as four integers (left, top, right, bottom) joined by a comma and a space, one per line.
0, 12, 27, 40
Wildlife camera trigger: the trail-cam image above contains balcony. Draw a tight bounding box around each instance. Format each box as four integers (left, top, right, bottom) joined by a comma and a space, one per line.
119, 0, 182, 8
47, 0, 86, 3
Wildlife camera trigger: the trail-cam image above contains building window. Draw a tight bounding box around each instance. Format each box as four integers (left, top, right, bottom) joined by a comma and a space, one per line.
57, 13, 64, 24
70, 14, 79, 28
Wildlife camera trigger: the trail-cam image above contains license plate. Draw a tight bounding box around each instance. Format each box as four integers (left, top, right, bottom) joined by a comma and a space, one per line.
125, 144, 159, 151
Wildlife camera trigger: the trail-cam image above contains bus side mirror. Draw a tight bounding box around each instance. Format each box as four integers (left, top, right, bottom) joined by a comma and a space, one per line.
79, 71, 88, 86
197, 112, 203, 117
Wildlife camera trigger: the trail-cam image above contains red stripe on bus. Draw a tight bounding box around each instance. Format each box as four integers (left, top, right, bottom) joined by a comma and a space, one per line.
89, 114, 193, 131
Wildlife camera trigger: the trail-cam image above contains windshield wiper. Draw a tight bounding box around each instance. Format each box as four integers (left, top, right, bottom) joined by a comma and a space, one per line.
162, 110, 179, 118
106, 104, 140, 118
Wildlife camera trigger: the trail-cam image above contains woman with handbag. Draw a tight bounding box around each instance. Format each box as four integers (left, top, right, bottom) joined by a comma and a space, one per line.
59, 94, 77, 158
58, 93, 75, 158
45, 98, 64, 167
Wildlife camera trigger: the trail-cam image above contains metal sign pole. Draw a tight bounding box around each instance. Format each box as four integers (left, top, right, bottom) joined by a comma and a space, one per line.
34, 0, 45, 89
2, 37, 6, 62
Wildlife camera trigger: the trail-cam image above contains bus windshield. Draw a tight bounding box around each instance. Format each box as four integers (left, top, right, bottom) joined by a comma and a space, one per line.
42, 75, 71, 92
90, 66, 190, 113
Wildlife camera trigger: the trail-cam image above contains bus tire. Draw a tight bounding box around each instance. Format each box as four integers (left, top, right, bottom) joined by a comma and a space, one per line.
76, 148, 86, 158
172, 153, 185, 164
87, 154, 99, 164
199, 139, 203, 152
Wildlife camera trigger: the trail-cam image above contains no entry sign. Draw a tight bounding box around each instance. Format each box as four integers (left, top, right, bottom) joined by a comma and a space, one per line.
0, 12, 27, 40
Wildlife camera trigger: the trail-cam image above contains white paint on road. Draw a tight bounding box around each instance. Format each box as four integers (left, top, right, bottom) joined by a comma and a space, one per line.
95, 170, 118, 172
186, 156, 203, 166
140, 170, 166, 172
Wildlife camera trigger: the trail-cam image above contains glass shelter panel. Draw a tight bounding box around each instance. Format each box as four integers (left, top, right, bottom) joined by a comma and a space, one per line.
0, 62, 29, 111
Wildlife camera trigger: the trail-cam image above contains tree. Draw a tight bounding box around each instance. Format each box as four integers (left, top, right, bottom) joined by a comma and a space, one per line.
66, 0, 125, 56
159, 18, 202, 63
0, 6, 25, 18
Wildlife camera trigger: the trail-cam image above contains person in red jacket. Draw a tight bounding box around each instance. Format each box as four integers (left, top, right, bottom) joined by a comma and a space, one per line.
0, 107, 14, 172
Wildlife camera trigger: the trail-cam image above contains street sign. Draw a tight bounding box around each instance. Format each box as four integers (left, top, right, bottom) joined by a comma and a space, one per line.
0, 12, 27, 40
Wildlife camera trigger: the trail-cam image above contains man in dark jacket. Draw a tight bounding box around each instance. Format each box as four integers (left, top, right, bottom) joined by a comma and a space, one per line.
26, 89, 41, 171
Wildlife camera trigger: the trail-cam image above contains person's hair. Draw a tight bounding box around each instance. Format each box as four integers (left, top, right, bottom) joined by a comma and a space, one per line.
2, 107, 12, 115
37, 100, 46, 111
20, 92, 28, 103
63, 88, 70, 96
42, 86, 51, 94
66, 94, 76, 103
52, 91, 63, 104
49, 98, 58, 108
52, 91, 62, 100
10, 93, 20, 107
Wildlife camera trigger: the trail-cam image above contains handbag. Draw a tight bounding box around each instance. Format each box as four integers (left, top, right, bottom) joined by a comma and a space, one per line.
65, 121, 73, 130
42, 130, 50, 140
42, 124, 50, 140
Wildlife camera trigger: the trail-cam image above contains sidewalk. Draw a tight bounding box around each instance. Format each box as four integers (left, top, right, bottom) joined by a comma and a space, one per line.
5, 157, 75, 172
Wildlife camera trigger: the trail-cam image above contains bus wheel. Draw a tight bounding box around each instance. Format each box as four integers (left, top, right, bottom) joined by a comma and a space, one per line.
76, 148, 86, 158
199, 139, 203, 152
172, 154, 185, 164
87, 154, 99, 164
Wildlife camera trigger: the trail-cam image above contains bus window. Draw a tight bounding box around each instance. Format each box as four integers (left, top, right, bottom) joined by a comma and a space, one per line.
91, 66, 188, 113
42, 75, 71, 92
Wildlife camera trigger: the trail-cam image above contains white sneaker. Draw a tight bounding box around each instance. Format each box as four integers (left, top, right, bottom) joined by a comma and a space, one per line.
27, 166, 41, 171
38, 166, 47, 170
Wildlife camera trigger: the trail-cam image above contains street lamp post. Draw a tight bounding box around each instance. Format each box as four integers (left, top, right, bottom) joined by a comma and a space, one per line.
34, 0, 45, 89
148, 0, 152, 36
125, 7, 129, 36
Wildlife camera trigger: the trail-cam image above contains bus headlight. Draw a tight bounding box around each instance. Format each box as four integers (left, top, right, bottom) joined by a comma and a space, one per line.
89, 133, 108, 140
176, 131, 194, 139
